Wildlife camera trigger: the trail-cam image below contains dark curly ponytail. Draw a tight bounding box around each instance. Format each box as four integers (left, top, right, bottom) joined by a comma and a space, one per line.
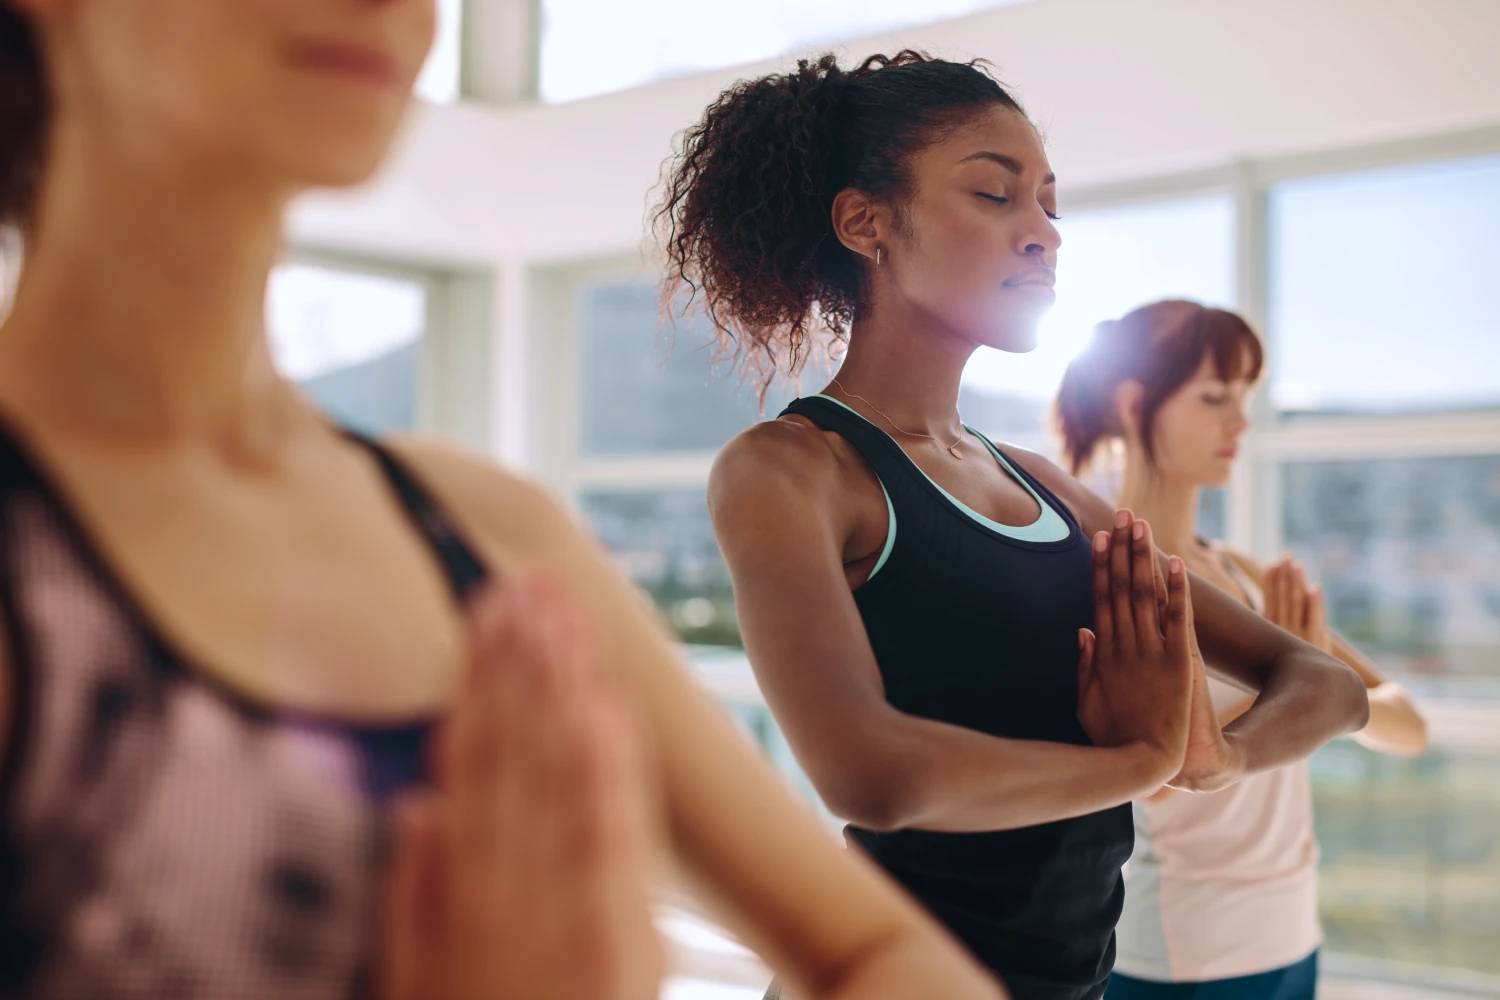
0, 7, 47, 231
655, 51, 1026, 392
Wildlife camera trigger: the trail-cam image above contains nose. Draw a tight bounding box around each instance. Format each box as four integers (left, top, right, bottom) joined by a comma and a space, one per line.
1020, 204, 1062, 259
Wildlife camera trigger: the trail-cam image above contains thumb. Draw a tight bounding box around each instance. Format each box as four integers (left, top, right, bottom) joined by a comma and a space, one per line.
1077, 628, 1096, 684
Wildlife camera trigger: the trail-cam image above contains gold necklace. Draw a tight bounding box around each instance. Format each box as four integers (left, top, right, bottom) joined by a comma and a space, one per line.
831, 378, 966, 459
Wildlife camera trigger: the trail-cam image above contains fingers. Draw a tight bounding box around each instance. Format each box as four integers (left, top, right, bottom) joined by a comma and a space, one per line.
1130, 517, 1163, 650
1266, 557, 1291, 629
1076, 628, 1097, 692
379, 794, 444, 1000
1092, 530, 1115, 649
1306, 583, 1329, 649
1163, 556, 1192, 676
1287, 559, 1309, 633
1109, 510, 1137, 652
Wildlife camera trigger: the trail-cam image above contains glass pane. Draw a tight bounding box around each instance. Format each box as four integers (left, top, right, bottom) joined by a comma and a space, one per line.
961, 195, 1236, 442
1281, 455, 1500, 698
580, 489, 740, 646
267, 264, 427, 435
1269, 154, 1500, 414
414, 0, 462, 104
1313, 739, 1500, 976
578, 280, 824, 456
1197, 487, 1227, 541
539, 0, 1037, 104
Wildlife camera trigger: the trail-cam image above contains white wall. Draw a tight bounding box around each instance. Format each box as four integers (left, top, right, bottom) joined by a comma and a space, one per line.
288, 0, 1500, 462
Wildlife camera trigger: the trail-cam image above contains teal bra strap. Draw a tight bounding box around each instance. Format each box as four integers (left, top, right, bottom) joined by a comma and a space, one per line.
812, 395, 1069, 544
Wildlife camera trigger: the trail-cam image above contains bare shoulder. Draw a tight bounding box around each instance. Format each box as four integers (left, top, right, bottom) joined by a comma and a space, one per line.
711, 417, 842, 504
1219, 546, 1267, 586
379, 434, 586, 571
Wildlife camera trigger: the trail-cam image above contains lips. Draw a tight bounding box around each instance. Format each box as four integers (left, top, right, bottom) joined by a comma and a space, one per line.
287, 39, 404, 90
1003, 267, 1058, 290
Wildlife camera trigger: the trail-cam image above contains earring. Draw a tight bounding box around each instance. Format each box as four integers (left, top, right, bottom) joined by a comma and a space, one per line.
876, 247, 883, 267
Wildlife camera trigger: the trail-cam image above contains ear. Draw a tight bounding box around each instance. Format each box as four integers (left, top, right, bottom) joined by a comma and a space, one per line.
829, 187, 886, 265
1114, 380, 1145, 442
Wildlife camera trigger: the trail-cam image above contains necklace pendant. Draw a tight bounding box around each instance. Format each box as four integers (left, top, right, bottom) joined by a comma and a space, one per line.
950, 444, 964, 459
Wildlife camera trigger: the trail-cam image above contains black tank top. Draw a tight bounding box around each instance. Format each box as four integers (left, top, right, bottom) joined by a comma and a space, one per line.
782, 396, 1133, 1000
0, 419, 486, 998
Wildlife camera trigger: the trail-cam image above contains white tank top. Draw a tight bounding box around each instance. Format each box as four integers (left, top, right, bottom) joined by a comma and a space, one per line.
1113, 552, 1323, 982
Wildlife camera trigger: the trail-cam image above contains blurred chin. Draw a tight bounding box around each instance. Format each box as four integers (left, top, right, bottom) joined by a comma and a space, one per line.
267, 122, 404, 188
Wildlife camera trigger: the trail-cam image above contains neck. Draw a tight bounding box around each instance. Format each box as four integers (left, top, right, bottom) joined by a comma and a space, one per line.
1116, 450, 1202, 556
0, 112, 302, 446
826, 296, 976, 440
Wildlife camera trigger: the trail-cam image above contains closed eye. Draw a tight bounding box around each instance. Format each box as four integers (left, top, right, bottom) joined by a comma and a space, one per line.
978, 192, 1061, 221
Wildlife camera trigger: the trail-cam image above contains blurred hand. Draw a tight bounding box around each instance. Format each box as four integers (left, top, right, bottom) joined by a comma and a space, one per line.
381, 576, 664, 1000
1264, 556, 1332, 652
1076, 511, 1192, 781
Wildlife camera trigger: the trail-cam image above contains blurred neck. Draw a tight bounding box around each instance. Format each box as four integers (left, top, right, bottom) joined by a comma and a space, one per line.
0, 109, 306, 449
827, 294, 977, 440
1117, 448, 1202, 558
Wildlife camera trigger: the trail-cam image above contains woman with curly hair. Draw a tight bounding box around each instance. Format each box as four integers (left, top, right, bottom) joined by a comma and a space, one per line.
657, 51, 1371, 1000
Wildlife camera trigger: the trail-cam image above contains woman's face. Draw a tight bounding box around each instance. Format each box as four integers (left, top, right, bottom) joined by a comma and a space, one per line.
19, 0, 435, 190
885, 104, 1062, 353
1148, 351, 1256, 489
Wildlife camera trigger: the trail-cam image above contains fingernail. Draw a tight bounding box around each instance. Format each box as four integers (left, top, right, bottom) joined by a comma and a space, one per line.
1115, 510, 1130, 529
1132, 521, 1145, 541
1169, 556, 1184, 575
1094, 531, 1109, 553
1079, 630, 1086, 650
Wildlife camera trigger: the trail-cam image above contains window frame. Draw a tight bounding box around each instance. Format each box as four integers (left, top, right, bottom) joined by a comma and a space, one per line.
285, 247, 494, 449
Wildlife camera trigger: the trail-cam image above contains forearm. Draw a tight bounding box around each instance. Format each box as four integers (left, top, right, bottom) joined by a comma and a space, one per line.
821, 924, 1006, 1000
863, 720, 1171, 833
1219, 645, 1368, 779
1353, 682, 1429, 756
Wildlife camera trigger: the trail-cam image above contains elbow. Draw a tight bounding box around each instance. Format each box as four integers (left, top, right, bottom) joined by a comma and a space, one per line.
817, 759, 928, 834
1334, 659, 1371, 735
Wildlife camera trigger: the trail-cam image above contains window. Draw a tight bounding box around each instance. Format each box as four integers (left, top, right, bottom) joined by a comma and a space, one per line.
577, 282, 770, 456
1282, 455, 1500, 697
960, 194, 1236, 450
267, 262, 429, 435
580, 489, 738, 646
538, 0, 1038, 104
563, 275, 825, 647
413, 0, 463, 104
1314, 741, 1500, 975
1269, 154, 1500, 415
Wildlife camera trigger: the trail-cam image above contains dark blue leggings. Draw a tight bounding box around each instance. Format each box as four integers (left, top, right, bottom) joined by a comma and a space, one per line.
1104, 951, 1318, 1000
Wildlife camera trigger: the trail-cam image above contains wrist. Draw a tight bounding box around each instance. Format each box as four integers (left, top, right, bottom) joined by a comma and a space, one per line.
1119, 740, 1181, 796
1179, 732, 1247, 793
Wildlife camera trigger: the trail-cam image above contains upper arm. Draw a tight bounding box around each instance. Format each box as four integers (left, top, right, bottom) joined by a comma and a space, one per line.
387, 435, 939, 992
707, 426, 915, 818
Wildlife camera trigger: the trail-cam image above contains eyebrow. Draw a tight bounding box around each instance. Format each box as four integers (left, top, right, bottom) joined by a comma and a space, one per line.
959, 150, 1056, 185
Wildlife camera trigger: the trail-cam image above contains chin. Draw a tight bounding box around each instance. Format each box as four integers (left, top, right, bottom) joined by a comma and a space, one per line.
976, 319, 1043, 354
272, 133, 402, 188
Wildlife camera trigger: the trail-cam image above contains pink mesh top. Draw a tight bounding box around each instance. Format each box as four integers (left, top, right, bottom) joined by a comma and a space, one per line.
0, 420, 488, 998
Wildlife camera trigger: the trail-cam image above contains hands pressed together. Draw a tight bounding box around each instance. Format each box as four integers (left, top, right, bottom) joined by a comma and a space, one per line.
380, 576, 665, 1000
1076, 511, 1243, 796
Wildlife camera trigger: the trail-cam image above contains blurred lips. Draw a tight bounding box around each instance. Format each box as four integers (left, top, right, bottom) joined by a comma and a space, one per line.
287, 39, 404, 90
1217, 447, 1238, 461
1002, 267, 1057, 297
